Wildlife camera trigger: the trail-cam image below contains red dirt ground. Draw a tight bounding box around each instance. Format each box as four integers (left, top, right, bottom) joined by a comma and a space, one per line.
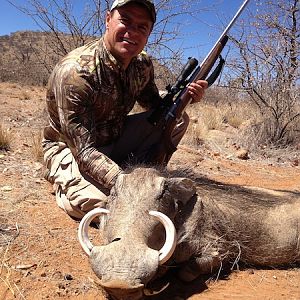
0, 82, 299, 299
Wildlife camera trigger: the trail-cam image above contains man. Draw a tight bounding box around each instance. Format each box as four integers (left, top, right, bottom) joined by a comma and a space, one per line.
42, 0, 208, 219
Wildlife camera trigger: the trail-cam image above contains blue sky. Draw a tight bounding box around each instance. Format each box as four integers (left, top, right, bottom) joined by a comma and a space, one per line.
0, 0, 39, 35
0, 0, 254, 60
173, 0, 254, 60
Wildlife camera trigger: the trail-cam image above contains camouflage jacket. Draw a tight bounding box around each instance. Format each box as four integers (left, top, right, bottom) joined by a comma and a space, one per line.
43, 38, 161, 189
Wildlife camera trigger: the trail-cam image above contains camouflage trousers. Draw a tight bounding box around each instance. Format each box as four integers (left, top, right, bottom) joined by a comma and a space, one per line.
43, 111, 189, 220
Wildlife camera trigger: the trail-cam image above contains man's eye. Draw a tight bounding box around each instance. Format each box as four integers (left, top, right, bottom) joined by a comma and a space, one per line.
120, 18, 129, 25
139, 26, 148, 34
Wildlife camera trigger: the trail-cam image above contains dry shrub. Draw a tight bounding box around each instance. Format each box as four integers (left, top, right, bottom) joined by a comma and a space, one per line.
182, 97, 262, 149
203, 86, 259, 128
182, 104, 221, 147
8, 83, 18, 89
183, 117, 209, 147
183, 102, 238, 146
0, 124, 11, 151
239, 118, 300, 149
225, 114, 243, 128
31, 131, 44, 162
19, 90, 30, 100
224, 101, 259, 128
233, 99, 300, 155
200, 105, 225, 131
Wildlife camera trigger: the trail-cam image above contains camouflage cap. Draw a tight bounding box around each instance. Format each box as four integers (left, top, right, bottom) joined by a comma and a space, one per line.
110, 0, 156, 23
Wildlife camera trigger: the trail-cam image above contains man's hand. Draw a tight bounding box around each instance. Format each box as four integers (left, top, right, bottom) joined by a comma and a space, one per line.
187, 80, 208, 103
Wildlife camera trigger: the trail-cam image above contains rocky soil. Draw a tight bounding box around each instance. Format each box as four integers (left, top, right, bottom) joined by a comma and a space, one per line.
1, 82, 300, 299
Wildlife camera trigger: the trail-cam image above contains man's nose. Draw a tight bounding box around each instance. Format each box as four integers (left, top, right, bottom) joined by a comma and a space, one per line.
127, 23, 140, 35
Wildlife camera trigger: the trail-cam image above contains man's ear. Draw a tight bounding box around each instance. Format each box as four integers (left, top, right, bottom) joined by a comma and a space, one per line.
167, 177, 197, 206
105, 11, 112, 29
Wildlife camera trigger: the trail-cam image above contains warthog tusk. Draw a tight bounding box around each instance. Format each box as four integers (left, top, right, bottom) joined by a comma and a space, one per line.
78, 208, 177, 262
143, 282, 170, 296
78, 208, 110, 256
149, 211, 177, 264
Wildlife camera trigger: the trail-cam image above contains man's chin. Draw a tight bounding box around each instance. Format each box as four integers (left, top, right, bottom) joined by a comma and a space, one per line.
115, 48, 140, 63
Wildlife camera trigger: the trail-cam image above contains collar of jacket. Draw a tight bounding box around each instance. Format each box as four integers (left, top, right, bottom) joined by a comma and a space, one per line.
99, 37, 138, 72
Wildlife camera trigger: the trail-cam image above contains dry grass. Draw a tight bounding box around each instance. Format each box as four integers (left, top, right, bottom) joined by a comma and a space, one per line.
180, 98, 300, 161
0, 124, 11, 151
0, 215, 21, 298
199, 105, 225, 131
0, 245, 14, 297
8, 83, 19, 89
31, 131, 44, 162
182, 101, 255, 148
184, 119, 209, 147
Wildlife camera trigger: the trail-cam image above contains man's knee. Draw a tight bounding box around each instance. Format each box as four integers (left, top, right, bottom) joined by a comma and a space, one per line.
171, 112, 190, 146
181, 112, 190, 132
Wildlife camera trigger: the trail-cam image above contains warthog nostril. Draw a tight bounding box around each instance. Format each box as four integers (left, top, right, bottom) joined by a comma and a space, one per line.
111, 238, 121, 242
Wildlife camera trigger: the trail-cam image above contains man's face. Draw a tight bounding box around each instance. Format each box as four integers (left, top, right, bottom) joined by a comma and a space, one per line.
104, 3, 153, 68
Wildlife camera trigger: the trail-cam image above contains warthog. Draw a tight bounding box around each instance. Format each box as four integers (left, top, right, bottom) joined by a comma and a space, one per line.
78, 167, 300, 299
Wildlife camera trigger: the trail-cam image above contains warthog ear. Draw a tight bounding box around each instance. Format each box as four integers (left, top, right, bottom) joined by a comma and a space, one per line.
166, 177, 196, 206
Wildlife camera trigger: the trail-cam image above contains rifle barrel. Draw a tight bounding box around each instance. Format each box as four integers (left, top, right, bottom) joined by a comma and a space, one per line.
200, 0, 251, 68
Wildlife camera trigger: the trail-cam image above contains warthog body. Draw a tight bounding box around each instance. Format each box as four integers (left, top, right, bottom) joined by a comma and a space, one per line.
79, 167, 300, 299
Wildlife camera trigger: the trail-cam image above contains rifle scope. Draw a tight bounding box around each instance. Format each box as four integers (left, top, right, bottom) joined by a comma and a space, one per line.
170, 57, 198, 94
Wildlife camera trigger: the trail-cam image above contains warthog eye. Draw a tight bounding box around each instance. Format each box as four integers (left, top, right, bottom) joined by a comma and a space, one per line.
111, 238, 121, 243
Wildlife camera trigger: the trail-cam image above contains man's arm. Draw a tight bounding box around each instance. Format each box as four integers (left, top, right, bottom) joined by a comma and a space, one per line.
54, 64, 122, 189
135, 55, 162, 110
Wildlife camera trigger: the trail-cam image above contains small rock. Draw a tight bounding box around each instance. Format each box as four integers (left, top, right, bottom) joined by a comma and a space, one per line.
1, 186, 13, 192
236, 149, 249, 160
15, 263, 37, 270
57, 282, 65, 289
52, 271, 63, 280
64, 274, 73, 281
34, 162, 43, 170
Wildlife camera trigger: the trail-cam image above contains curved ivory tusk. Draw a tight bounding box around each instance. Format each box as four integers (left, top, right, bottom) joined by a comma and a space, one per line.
78, 208, 110, 256
143, 282, 170, 296
149, 211, 177, 264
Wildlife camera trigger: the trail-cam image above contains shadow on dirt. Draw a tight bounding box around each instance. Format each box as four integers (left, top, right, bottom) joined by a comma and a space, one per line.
146, 270, 209, 300
145, 267, 233, 300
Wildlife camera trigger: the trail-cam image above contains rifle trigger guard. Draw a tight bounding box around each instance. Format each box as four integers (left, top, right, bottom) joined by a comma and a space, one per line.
206, 55, 225, 87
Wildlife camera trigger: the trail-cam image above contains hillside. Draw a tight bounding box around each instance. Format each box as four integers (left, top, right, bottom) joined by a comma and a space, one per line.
0, 31, 172, 88
0, 31, 58, 85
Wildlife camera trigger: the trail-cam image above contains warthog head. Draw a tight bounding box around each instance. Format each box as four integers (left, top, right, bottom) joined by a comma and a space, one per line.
78, 167, 196, 299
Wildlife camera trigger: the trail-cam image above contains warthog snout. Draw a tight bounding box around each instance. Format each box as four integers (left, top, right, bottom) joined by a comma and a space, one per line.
78, 207, 177, 298
100, 279, 144, 300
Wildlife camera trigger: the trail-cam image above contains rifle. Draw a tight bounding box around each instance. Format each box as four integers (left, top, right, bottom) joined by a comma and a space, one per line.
147, 0, 251, 165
